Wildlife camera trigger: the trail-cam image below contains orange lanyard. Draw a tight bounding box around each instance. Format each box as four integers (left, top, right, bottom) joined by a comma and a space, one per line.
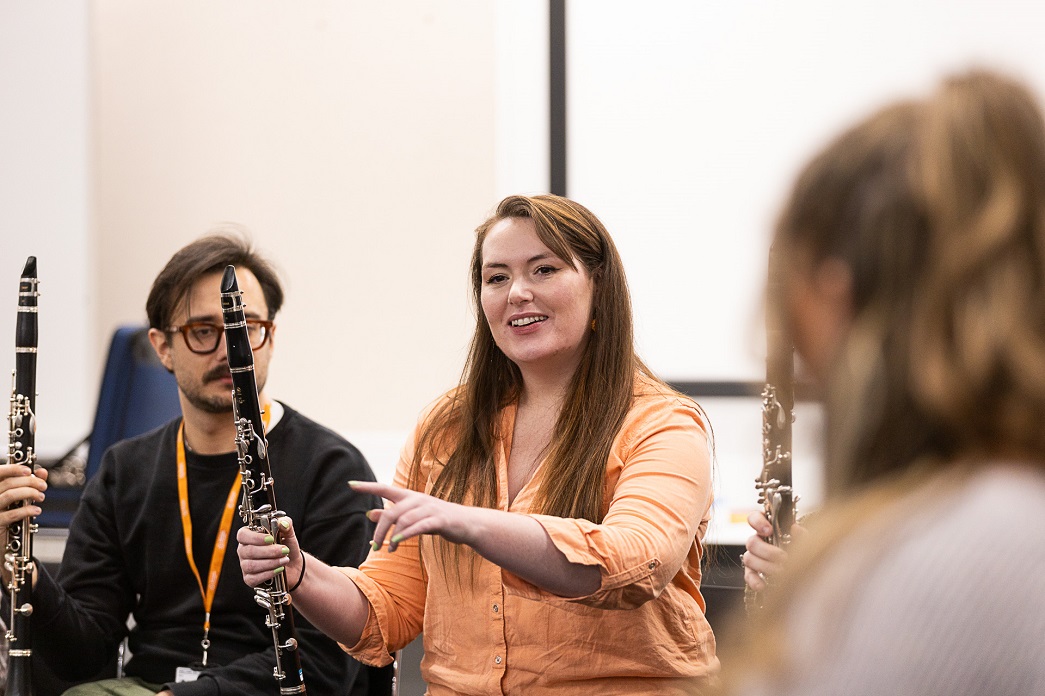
176, 405, 270, 666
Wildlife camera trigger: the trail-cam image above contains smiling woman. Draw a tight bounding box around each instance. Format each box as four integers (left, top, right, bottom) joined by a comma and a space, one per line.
479, 216, 596, 398
238, 193, 721, 695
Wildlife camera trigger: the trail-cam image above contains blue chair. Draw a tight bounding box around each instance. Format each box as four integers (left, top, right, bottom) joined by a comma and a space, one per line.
83, 326, 182, 481
37, 326, 181, 527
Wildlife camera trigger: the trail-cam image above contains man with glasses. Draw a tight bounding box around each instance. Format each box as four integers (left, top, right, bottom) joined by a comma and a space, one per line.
8, 233, 382, 695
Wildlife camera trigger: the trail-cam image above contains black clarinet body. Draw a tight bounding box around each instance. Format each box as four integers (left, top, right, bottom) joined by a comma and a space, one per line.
220, 265, 306, 695
6, 257, 39, 696
746, 246, 797, 612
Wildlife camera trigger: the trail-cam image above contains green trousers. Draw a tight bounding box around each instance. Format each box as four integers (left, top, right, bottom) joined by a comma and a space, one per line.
61, 677, 164, 695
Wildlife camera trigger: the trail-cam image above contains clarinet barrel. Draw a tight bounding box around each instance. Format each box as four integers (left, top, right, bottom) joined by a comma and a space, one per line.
220, 265, 306, 695
6, 256, 39, 696
759, 260, 796, 546
746, 246, 796, 612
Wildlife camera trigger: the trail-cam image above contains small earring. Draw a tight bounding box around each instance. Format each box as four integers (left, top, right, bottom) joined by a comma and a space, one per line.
591, 319, 597, 332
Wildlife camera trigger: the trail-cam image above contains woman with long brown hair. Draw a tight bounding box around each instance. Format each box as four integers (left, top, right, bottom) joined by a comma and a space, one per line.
730, 70, 1045, 694
238, 194, 718, 694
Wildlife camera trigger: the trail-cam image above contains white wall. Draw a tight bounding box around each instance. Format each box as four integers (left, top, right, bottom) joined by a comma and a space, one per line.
0, 2, 93, 455
494, 1, 548, 198
90, 1, 497, 483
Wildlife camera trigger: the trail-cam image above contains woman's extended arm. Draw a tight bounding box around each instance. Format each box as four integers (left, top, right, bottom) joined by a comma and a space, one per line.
349, 481, 602, 598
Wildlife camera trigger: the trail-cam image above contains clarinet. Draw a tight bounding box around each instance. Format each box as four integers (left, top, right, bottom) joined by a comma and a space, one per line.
745, 245, 797, 613
5, 257, 39, 695
220, 265, 306, 695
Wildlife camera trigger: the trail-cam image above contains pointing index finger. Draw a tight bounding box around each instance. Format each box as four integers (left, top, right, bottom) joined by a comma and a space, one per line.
348, 480, 407, 503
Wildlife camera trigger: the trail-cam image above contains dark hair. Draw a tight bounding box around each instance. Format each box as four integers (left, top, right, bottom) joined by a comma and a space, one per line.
146, 228, 284, 330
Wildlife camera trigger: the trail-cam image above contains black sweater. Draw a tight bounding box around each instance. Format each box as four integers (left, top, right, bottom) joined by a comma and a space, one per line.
32, 403, 380, 695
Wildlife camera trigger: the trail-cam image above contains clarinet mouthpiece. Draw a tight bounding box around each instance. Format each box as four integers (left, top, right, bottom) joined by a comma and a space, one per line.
221, 265, 238, 293
21, 257, 36, 278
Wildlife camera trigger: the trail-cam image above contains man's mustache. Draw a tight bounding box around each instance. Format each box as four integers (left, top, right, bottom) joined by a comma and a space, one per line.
203, 366, 231, 383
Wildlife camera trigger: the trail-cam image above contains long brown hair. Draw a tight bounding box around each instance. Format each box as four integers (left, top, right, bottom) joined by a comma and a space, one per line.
411, 194, 660, 539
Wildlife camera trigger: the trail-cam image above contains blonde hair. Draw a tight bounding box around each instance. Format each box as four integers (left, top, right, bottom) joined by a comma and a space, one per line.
719, 69, 1045, 689
779, 70, 1045, 495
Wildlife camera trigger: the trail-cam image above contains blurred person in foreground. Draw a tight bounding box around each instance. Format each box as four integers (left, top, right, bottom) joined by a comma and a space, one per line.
731, 69, 1045, 695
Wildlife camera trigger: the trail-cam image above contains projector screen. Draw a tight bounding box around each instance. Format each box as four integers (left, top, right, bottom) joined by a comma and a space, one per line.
564, 0, 1045, 382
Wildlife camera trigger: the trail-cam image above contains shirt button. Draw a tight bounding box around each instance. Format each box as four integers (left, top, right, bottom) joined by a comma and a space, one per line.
494, 656, 502, 665
492, 604, 500, 613
648, 561, 656, 570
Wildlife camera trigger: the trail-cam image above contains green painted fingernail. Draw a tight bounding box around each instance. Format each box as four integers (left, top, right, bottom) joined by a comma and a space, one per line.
264, 534, 274, 544
371, 540, 380, 550
281, 546, 290, 556
391, 534, 403, 544
274, 566, 284, 575
279, 518, 291, 530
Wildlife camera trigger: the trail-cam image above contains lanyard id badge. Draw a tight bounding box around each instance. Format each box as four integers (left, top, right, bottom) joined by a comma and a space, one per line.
176, 406, 270, 666
175, 665, 202, 682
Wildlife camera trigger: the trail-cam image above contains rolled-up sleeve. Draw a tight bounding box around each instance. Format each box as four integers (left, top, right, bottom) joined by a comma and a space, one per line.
338, 541, 424, 666
529, 397, 712, 609
340, 425, 430, 665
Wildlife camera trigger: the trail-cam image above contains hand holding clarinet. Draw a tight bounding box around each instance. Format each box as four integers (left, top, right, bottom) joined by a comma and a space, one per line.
743, 246, 803, 608
221, 265, 307, 695
2, 257, 45, 696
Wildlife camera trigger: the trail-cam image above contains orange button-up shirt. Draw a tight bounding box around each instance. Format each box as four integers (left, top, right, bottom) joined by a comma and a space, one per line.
340, 376, 718, 694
